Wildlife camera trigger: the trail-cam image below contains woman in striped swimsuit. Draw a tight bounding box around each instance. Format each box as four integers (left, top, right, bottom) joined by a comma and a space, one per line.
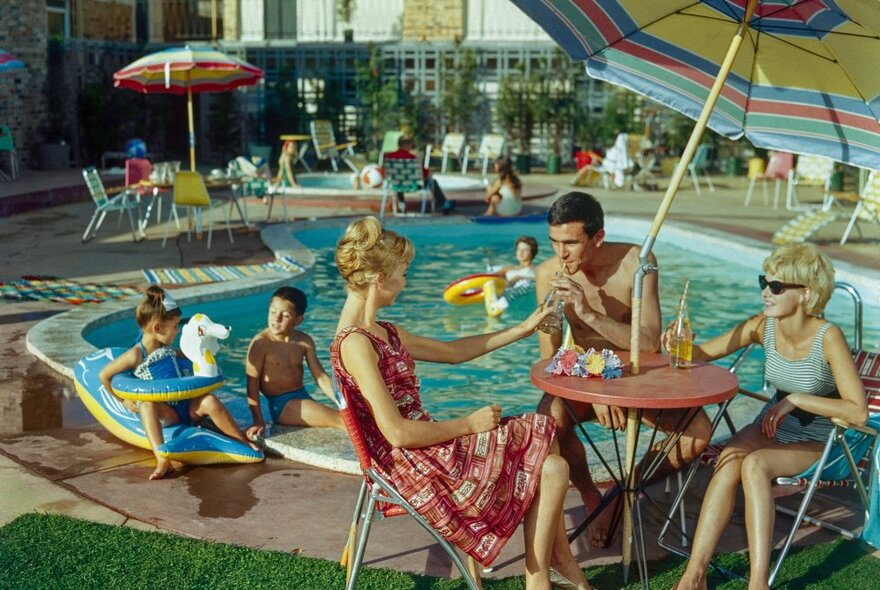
670, 243, 867, 590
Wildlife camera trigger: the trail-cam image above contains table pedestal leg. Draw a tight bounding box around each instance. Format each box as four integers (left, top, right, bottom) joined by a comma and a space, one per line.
622, 408, 639, 585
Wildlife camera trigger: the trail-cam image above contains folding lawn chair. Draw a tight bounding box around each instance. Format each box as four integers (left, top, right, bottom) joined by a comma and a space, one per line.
81, 167, 142, 243
424, 133, 466, 174
785, 154, 835, 211
334, 378, 482, 590
688, 143, 715, 196
310, 120, 359, 172
837, 169, 880, 245
377, 130, 403, 166
463, 134, 506, 179
0, 124, 20, 181
744, 151, 793, 208
379, 157, 431, 219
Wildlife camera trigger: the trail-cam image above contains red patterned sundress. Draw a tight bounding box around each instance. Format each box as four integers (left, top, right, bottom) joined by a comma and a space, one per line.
330, 322, 556, 566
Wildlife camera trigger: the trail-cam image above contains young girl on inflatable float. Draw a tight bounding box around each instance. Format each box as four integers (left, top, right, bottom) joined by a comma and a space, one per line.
98, 286, 259, 480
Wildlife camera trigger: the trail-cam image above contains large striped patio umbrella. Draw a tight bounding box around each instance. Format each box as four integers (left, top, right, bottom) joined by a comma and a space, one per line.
114, 46, 263, 171
511, 0, 880, 361
0, 49, 25, 73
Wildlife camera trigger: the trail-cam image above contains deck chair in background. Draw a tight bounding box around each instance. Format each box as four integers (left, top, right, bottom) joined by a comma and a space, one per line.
785, 154, 835, 211
335, 379, 482, 590
744, 151, 794, 208
837, 169, 880, 245
162, 171, 232, 250
81, 167, 142, 243
688, 143, 715, 195
377, 130, 403, 166
310, 119, 359, 172
0, 124, 20, 181
463, 134, 506, 179
379, 158, 430, 219
424, 133, 466, 174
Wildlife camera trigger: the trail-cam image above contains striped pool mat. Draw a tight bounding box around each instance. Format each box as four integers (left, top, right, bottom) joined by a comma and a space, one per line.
143, 256, 307, 285
0, 276, 141, 305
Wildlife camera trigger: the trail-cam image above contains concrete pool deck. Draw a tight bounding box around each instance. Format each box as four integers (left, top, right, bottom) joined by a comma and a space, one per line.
1, 168, 878, 581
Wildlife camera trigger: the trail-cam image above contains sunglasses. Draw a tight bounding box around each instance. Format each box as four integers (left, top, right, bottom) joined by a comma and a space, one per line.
759, 275, 805, 295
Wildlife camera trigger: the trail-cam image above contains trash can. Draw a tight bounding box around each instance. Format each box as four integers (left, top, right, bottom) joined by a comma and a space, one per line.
830, 170, 844, 191
546, 154, 561, 174
515, 154, 531, 174
724, 156, 742, 177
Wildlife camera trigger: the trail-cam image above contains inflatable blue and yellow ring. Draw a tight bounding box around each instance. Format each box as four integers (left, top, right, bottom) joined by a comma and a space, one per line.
111, 354, 225, 403
75, 348, 263, 465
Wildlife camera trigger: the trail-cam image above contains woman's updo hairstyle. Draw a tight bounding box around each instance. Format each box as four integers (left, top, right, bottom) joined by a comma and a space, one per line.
336, 216, 414, 292
135, 285, 182, 328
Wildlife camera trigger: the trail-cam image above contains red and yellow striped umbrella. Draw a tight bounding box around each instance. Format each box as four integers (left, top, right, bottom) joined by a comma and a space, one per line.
114, 46, 263, 171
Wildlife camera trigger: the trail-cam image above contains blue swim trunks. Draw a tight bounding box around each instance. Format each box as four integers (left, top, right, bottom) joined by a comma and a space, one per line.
266, 387, 313, 423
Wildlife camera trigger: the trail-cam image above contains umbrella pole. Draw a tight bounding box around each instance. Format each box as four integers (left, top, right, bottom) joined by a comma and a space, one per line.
187, 86, 196, 172
622, 1, 757, 585
628, 0, 757, 374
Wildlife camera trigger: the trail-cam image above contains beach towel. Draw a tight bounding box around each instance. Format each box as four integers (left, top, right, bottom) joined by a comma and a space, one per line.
601, 133, 634, 188
143, 256, 307, 285
0, 276, 141, 304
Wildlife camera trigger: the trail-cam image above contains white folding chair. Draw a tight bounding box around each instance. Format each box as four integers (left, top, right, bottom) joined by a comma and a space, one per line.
424, 133, 466, 174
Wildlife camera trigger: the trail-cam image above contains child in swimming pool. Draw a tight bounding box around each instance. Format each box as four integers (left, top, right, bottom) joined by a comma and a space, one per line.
245, 286, 343, 440
99, 286, 257, 480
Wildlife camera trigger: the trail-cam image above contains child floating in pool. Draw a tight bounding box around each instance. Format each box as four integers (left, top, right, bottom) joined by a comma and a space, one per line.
245, 286, 343, 440
99, 286, 258, 480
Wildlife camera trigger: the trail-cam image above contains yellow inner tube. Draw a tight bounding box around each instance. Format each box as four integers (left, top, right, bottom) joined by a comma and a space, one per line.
443, 274, 506, 305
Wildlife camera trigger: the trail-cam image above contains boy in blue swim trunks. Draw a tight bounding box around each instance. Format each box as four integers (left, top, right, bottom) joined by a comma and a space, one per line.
245, 286, 342, 440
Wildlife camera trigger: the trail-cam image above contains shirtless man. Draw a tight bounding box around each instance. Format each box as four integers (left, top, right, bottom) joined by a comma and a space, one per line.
535, 192, 711, 547
245, 286, 343, 440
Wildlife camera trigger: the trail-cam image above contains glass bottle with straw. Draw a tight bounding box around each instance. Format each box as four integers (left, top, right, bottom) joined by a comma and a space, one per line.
539, 267, 565, 334
668, 279, 693, 369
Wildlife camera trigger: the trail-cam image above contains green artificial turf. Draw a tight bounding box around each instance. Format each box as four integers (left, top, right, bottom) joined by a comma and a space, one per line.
0, 513, 878, 589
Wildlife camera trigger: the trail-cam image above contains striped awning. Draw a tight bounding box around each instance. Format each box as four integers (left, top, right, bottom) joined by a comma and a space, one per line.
510, 0, 880, 170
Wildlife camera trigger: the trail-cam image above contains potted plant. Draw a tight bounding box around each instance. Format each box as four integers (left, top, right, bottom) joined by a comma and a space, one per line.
337, 0, 356, 43
495, 68, 537, 174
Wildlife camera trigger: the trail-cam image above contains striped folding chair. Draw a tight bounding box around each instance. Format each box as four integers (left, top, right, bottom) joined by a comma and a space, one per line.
379, 158, 430, 218
334, 379, 482, 590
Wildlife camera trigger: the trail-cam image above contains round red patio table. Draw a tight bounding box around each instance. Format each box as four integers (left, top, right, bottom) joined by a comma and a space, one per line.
531, 352, 739, 589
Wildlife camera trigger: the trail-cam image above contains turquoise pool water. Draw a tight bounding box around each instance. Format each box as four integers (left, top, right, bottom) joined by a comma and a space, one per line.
298, 173, 484, 192
86, 220, 878, 439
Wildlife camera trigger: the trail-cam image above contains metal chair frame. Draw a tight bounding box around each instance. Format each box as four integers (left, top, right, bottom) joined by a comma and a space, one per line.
81, 167, 142, 243
379, 158, 431, 219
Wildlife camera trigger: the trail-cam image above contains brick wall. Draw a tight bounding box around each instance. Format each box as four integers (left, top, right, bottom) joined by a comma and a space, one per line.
0, 0, 49, 170
402, 0, 464, 42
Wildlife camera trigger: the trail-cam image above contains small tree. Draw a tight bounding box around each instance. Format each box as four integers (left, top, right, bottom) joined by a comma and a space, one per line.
356, 44, 400, 156
207, 92, 242, 163
534, 49, 577, 167
441, 48, 482, 136
400, 89, 438, 149
495, 68, 537, 169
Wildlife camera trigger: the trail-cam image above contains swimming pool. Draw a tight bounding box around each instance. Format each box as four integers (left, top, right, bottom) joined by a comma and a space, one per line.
84, 218, 879, 442
298, 172, 485, 192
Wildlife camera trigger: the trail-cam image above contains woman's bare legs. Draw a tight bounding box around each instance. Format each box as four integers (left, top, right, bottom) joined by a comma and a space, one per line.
740, 442, 821, 590
673, 426, 770, 590
483, 194, 501, 216
523, 452, 572, 589
191, 394, 261, 452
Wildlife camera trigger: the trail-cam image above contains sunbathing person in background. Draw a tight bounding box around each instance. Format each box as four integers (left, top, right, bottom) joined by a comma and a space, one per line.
671, 243, 867, 590
245, 286, 342, 440
330, 216, 593, 590
483, 155, 523, 217
99, 286, 258, 480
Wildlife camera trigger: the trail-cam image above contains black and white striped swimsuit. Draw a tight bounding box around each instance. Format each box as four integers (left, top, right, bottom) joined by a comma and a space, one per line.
752, 318, 837, 443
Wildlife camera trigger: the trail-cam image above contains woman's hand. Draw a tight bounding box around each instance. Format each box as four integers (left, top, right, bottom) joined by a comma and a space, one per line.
122, 399, 139, 414
762, 398, 796, 439
519, 304, 555, 335
466, 404, 502, 434
246, 424, 265, 441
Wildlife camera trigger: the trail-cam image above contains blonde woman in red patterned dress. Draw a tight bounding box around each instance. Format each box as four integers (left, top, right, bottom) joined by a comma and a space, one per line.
330, 216, 593, 590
